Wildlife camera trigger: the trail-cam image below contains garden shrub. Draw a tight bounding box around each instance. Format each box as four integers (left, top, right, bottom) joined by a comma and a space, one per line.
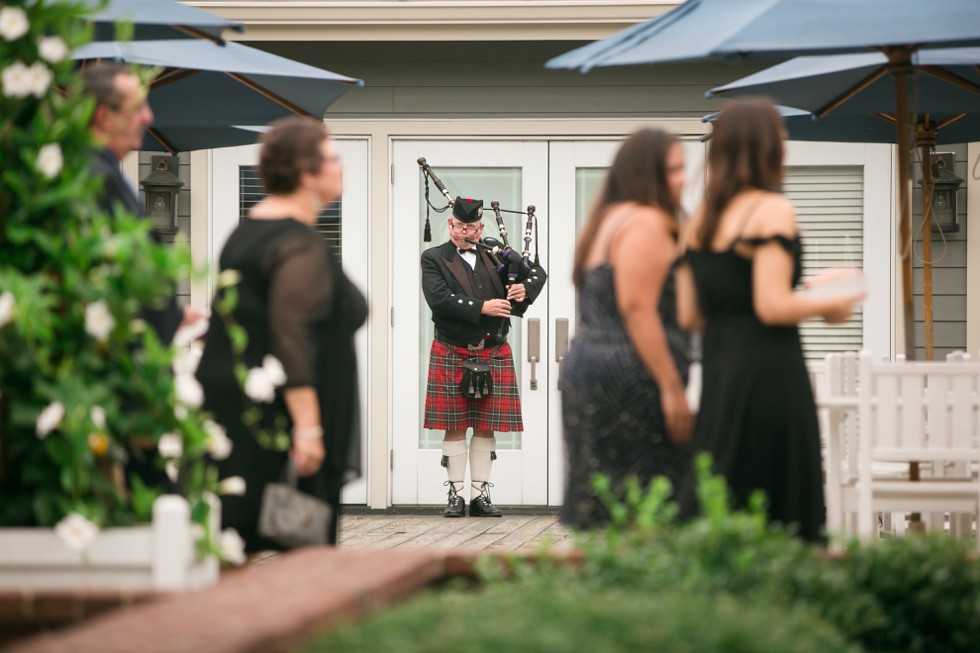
311, 455, 980, 653
312, 581, 858, 653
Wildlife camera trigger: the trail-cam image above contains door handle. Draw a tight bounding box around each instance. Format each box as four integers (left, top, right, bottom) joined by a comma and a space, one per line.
555, 318, 569, 386
527, 318, 540, 390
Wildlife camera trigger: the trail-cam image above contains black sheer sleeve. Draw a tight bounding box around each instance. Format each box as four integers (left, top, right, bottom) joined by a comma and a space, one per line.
264, 232, 333, 388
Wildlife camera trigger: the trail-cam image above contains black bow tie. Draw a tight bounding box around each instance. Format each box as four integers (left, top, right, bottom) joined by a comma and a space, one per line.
457, 248, 475, 256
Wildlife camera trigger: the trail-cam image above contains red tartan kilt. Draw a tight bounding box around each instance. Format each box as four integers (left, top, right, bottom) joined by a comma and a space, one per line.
424, 340, 523, 432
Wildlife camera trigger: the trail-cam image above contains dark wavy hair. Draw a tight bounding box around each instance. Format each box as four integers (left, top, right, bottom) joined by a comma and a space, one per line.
258, 116, 329, 195
697, 97, 784, 248
572, 128, 681, 288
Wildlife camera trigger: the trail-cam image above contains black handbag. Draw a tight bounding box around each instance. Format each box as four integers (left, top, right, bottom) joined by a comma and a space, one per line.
460, 358, 493, 399
257, 462, 332, 548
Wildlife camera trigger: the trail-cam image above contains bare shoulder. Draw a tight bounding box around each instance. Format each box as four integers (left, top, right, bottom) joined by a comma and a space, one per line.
743, 192, 797, 239
621, 204, 675, 237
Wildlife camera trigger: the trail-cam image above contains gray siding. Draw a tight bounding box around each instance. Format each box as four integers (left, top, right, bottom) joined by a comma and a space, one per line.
256, 41, 772, 120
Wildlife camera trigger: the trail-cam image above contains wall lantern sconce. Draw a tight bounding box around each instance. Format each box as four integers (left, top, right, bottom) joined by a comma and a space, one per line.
926, 152, 963, 234
140, 155, 184, 243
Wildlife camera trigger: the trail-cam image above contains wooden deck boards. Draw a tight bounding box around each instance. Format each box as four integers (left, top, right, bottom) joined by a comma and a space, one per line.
337, 513, 574, 552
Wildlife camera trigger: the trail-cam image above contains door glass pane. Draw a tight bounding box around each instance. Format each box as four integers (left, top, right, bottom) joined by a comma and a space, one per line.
574, 168, 606, 321
418, 167, 523, 450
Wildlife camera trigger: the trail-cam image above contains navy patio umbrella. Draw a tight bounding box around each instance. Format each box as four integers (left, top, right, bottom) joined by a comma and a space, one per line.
546, 0, 980, 359
707, 48, 980, 359
82, 0, 243, 43
73, 39, 364, 153
546, 0, 980, 71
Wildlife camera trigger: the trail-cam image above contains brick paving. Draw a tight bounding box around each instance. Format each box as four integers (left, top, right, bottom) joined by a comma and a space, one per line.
1, 512, 576, 653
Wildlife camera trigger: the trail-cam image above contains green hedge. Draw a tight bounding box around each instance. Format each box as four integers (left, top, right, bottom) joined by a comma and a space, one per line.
314, 583, 857, 653
307, 457, 980, 653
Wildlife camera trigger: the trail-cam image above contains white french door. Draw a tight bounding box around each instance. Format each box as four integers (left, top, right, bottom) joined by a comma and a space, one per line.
546, 139, 707, 504
209, 139, 371, 504
390, 141, 550, 506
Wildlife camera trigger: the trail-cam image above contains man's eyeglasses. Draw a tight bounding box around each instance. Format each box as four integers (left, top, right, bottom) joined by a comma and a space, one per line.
450, 222, 482, 234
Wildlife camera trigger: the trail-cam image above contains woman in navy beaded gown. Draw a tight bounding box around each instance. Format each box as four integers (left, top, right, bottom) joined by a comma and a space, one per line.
674, 99, 863, 542
560, 129, 694, 530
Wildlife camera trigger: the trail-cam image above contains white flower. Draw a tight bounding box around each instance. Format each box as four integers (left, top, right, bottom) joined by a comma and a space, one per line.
38, 36, 67, 63
84, 300, 115, 342
36, 143, 62, 179
262, 355, 287, 386
55, 513, 99, 552
0, 291, 14, 328
216, 269, 241, 288
27, 61, 51, 98
218, 476, 246, 496
173, 317, 209, 348
165, 461, 179, 483
36, 401, 65, 439
172, 347, 202, 376
2, 60, 32, 98
0, 6, 29, 41
90, 405, 107, 430
174, 372, 203, 408
157, 433, 183, 459
130, 318, 147, 334
243, 367, 275, 403
204, 420, 232, 460
219, 528, 246, 565
174, 404, 188, 420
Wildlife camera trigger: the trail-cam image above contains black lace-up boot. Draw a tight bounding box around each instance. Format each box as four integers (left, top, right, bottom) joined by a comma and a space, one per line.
443, 481, 465, 518
469, 481, 502, 517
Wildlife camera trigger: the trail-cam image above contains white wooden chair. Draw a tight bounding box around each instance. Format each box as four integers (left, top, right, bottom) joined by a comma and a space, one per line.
854, 352, 980, 548
820, 352, 861, 538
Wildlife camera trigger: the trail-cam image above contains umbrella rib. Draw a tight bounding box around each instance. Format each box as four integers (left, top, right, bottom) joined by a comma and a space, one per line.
147, 127, 177, 155
918, 66, 980, 97
225, 72, 317, 119
816, 67, 889, 119
936, 113, 968, 130
172, 24, 224, 45
150, 68, 201, 89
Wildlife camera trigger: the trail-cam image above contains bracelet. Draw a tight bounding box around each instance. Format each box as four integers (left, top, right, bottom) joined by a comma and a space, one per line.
293, 426, 324, 441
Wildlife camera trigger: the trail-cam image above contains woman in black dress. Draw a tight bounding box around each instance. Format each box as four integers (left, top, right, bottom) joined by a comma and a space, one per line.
197, 117, 367, 550
675, 99, 862, 542
560, 129, 694, 529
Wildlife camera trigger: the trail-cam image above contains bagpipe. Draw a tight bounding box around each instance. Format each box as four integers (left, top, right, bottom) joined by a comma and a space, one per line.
417, 156, 545, 290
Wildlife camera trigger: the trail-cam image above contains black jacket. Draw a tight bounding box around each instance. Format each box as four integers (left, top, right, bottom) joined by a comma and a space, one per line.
420, 241, 546, 343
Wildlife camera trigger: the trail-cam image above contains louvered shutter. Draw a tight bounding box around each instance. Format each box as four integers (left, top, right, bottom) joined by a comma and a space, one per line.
238, 165, 343, 263
785, 165, 864, 361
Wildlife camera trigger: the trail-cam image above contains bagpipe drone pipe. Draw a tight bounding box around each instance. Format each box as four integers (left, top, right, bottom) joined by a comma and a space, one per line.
418, 157, 548, 337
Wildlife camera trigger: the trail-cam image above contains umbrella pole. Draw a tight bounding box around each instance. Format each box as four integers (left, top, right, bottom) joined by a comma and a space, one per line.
920, 138, 934, 361
889, 48, 916, 361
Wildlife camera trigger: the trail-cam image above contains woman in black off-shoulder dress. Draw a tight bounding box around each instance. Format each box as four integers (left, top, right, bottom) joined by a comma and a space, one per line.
675, 99, 862, 542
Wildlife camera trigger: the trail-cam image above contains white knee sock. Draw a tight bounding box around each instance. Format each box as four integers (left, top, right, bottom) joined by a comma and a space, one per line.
469, 437, 496, 500
442, 439, 468, 495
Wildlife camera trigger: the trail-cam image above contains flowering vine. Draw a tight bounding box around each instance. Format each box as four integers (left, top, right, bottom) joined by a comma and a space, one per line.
0, 1, 240, 564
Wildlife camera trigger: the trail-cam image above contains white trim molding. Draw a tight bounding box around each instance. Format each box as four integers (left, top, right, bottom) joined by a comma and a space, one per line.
188, 1, 676, 41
